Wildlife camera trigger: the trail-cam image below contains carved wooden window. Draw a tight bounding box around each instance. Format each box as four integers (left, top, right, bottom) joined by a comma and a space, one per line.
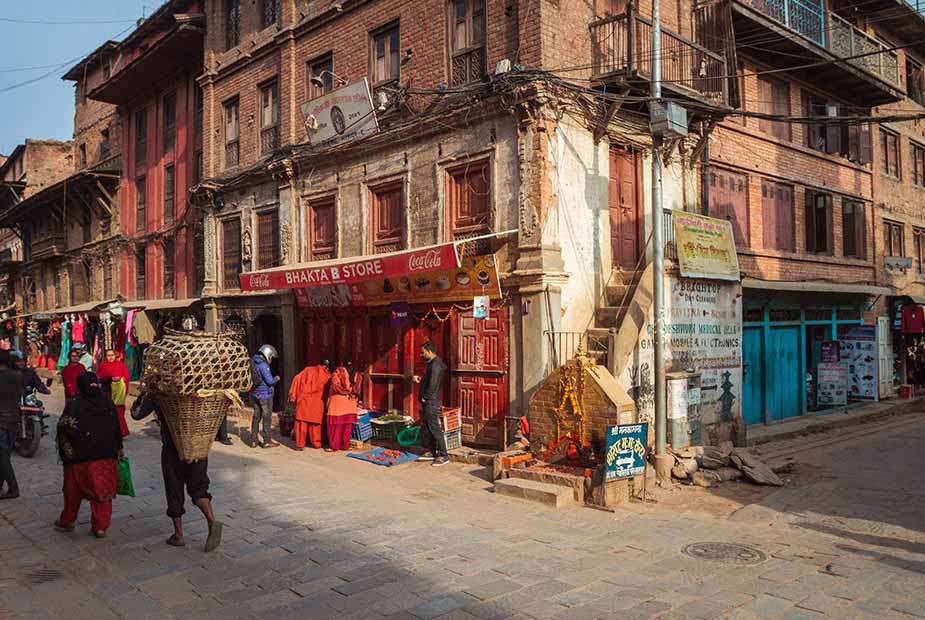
225, 0, 241, 50
222, 218, 242, 289
257, 209, 281, 269
164, 237, 175, 298
259, 80, 280, 155
224, 98, 240, 169
307, 196, 336, 260
370, 182, 404, 254
262, 0, 281, 29
448, 160, 491, 254
135, 176, 147, 233
164, 164, 175, 225
448, 0, 486, 86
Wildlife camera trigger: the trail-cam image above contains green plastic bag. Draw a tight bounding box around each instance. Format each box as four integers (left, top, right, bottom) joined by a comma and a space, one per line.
117, 457, 135, 497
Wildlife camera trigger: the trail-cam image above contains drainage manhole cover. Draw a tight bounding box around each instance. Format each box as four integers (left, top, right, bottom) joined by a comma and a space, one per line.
682, 542, 766, 565
24, 568, 63, 584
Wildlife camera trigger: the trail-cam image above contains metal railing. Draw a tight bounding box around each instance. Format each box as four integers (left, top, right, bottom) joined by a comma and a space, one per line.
545, 330, 616, 369
903, 0, 925, 15
663, 208, 678, 261
260, 125, 280, 155
591, 9, 728, 105
743, 0, 901, 88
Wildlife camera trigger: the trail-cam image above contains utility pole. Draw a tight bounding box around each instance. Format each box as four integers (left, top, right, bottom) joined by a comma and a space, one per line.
650, 0, 670, 479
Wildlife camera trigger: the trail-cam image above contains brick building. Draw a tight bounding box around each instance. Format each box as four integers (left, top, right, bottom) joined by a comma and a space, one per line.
87, 0, 206, 316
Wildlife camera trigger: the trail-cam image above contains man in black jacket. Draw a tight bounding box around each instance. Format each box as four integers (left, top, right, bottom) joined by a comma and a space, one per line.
0, 350, 23, 499
414, 341, 449, 466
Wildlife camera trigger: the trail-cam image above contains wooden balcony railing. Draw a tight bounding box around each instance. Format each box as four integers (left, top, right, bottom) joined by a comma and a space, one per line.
260, 125, 280, 155
591, 8, 728, 106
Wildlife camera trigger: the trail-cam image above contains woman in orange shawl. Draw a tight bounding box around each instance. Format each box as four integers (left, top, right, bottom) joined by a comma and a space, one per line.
287, 360, 331, 450
325, 362, 359, 451
96, 349, 130, 437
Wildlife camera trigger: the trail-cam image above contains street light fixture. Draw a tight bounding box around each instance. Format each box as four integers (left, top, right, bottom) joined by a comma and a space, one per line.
310, 70, 348, 90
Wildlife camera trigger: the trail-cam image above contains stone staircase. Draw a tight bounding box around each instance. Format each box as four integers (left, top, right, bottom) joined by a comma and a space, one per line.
583, 270, 640, 370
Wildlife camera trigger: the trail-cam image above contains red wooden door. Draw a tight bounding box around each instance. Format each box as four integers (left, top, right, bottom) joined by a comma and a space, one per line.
409, 317, 451, 420
368, 315, 406, 412
609, 149, 640, 270
303, 318, 335, 366
456, 307, 509, 447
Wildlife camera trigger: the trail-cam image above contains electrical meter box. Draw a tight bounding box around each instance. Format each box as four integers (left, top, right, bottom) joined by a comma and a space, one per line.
649, 102, 688, 139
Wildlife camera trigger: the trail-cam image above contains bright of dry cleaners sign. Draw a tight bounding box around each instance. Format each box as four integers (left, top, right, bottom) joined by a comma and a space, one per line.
605, 423, 648, 480
239, 244, 460, 291
672, 211, 740, 281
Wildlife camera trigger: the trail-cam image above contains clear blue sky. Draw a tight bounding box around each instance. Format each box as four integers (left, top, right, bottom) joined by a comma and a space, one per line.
0, 1, 152, 156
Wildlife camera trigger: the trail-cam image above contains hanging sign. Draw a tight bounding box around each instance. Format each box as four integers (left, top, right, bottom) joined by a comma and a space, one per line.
605, 423, 648, 480
672, 211, 740, 281
390, 302, 413, 328
301, 79, 379, 146
473, 296, 490, 319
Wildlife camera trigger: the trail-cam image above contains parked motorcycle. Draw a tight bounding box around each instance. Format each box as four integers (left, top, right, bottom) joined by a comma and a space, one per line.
15, 382, 52, 458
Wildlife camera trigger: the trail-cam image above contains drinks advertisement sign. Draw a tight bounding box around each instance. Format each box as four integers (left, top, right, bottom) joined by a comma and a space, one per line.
672, 211, 741, 281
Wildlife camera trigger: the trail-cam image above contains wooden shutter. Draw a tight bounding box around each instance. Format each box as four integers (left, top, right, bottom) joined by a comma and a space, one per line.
824, 103, 841, 154
855, 202, 867, 260
823, 194, 834, 255
709, 169, 748, 246
257, 210, 280, 269
858, 122, 873, 164
449, 162, 491, 236
372, 183, 404, 253
309, 197, 336, 260
805, 190, 816, 253
762, 180, 794, 251
222, 218, 241, 288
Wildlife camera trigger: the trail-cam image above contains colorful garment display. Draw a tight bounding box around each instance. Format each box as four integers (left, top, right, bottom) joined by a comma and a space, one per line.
56, 320, 72, 371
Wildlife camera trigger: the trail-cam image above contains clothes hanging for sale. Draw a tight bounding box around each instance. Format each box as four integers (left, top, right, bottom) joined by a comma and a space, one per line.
124, 342, 141, 381
132, 311, 155, 345
71, 316, 86, 344
125, 310, 138, 347
902, 305, 925, 334
57, 320, 72, 370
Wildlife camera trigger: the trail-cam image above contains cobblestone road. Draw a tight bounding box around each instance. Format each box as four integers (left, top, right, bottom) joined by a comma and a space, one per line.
1, 387, 923, 620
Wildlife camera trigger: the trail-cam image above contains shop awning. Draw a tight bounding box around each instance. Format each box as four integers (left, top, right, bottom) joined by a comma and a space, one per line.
742, 278, 892, 296
123, 298, 200, 311
240, 242, 463, 291
52, 299, 117, 315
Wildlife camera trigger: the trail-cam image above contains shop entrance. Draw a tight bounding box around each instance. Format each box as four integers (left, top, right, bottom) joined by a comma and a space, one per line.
254, 314, 284, 410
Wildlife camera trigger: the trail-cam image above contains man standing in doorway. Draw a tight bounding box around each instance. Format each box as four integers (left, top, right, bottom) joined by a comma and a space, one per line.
250, 344, 280, 449
414, 342, 449, 467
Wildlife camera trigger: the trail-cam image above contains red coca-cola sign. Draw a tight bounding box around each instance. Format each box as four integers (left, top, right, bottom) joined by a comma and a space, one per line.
240, 243, 460, 291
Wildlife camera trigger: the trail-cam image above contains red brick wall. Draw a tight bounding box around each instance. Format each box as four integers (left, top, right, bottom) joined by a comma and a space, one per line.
72, 62, 120, 171
22, 140, 73, 198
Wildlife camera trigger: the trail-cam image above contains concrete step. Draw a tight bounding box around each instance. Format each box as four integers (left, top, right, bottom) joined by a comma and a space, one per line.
605, 284, 631, 306
595, 305, 627, 329
493, 478, 575, 508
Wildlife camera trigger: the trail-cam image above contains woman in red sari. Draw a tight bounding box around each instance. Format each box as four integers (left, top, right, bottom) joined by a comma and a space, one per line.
325, 363, 359, 452
54, 372, 123, 538
97, 349, 130, 436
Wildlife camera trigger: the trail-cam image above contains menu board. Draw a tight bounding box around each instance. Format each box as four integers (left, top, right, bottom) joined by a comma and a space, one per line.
838, 325, 878, 401
817, 363, 848, 407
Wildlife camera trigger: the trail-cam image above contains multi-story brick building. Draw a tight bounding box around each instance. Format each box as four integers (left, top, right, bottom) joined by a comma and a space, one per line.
88, 0, 206, 314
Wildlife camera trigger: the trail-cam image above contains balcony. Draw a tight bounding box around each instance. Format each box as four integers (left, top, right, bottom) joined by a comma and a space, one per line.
711, 0, 904, 105
591, 9, 729, 108
833, 0, 925, 57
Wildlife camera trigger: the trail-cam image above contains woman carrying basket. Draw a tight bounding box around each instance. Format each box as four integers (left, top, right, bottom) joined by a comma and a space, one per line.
54, 372, 123, 538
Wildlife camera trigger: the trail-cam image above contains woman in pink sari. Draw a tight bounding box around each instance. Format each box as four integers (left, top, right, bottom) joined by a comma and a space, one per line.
97, 349, 130, 437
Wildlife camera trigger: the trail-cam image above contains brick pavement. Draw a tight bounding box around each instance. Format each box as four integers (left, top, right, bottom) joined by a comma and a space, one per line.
1, 386, 923, 620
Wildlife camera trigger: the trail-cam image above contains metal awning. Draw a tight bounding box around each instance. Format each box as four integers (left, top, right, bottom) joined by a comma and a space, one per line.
123, 298, 200, 311
742, 278, 892, 296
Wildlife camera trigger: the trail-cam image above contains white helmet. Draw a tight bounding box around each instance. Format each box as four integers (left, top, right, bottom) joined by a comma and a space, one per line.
258, 344, 278, 363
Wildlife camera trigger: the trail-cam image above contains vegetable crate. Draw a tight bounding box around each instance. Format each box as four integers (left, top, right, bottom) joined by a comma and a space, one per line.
352, 413, 374, 442
439, 407, 462, 432
372, 418, 411, 442
443, 429, 462, 451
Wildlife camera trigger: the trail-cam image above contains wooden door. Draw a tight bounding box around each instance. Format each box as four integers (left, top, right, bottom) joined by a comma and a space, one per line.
456, 307, 509, 446
609, 148, 640, 270
368, 315, 406, 412
742, 327, 763, 426
768, 326, 801, 421
409, 317, 451, 420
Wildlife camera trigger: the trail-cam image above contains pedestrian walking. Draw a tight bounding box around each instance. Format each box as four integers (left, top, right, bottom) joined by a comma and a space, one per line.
61, 349, 84, 399
287, 359, 332, 450
325, 362, 359, 452
54, 372, 123, 538
250, 344, 280, 449
97, 349, 130, 437
131, 390, 223, 551
0, 349, 24, 499
414, 342, 449, 466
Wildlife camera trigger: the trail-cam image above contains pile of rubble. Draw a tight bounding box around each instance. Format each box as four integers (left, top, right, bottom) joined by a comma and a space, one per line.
669, 442, 788, 488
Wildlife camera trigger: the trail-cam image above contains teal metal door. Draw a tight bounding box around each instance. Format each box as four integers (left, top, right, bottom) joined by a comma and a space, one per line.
742, 327, 764, 426
767, 326, 801, 421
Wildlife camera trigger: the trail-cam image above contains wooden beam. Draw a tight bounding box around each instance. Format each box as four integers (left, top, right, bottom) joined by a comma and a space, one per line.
94, 179, 114, 205
594, 88, 631, 143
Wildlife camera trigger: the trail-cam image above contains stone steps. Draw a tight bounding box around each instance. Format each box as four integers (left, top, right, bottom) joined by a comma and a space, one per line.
492, 478, 575, 508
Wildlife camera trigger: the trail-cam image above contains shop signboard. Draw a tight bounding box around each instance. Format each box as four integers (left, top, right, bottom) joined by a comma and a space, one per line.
473, 296, 490, 319
839, 325, 878, 400
293, 254, 502, 308
605, 423, 648, 480
817, 362, 848, 407
672, 211, 740, 281
300, 79, 379, 146
241, 242, 460, 291
821, 340, 840, 363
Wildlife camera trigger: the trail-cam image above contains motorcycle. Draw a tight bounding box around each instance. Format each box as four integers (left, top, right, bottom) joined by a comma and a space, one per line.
15, 382, 52, 458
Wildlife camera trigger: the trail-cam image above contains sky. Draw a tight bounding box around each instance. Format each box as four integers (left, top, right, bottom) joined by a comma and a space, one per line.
0, 1, 151, 156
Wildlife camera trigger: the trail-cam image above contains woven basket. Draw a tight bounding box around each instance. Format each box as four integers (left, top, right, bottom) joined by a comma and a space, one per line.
142, 328, 251, 396
154, 391, 231, 462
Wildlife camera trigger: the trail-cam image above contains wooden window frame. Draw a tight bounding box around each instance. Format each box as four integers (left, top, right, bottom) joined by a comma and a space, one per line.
224, 97, 240, 169
221, 218, 242, 290
912, 142, 925, 188
163, 237, 175, 299
135, 176, 147, 233
164, 164, 175, 225
369, 181, 406, 254
136, 246, 146, 300
841, 199, 866, 260
447, 159, 492, 239
880, 129, 901, 179
135, 108, 147, 166
78, 143, 87, 168
884, 219, 905, 258
804, 190, 833, 255
256, 208, 281, 270
914, 228, 925, 274
369, 22, 401, 88
259, 79, 280, 155
306, 195, 337, 261
163, 91, 177, 153
761, 179, 795, 252
708, 168, 750, 247
261, 0, 281, 30
307, 53, 334, 100
908, 58, 924, 106
225, 0, 241, 50
447, 0, 486, 86
758, 75, 791, 142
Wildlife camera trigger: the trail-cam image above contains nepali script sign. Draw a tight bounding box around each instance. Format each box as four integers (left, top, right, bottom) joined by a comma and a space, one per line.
301, 79, 379, 147
672, 211, 740, 281
239, 243, 460, 291
605, 423, 648, 480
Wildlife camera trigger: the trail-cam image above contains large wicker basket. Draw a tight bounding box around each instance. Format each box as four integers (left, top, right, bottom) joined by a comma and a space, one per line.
143, 329, 251, 462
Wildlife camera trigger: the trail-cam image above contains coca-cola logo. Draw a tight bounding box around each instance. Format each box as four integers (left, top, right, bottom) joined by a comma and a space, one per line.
248, 273, 271, 289
408, 249, 443, 272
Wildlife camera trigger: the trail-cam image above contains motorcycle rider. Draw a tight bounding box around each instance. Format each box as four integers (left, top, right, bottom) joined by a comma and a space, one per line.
0, 349, 24, 499
11, 351, 50, 398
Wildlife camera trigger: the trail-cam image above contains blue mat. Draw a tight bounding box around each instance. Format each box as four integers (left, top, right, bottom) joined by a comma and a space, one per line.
347, 448, 420, 467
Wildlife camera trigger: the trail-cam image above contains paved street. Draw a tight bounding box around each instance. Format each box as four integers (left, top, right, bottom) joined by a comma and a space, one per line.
1, 386, 923, 620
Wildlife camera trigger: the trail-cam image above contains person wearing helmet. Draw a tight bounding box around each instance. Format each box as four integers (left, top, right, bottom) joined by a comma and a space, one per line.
250, 344, 280, 449
73, 343, 93, 371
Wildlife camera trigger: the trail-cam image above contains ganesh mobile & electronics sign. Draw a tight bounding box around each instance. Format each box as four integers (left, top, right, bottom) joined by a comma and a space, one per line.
672, 211, 740, 281
605, 423, 648, 480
